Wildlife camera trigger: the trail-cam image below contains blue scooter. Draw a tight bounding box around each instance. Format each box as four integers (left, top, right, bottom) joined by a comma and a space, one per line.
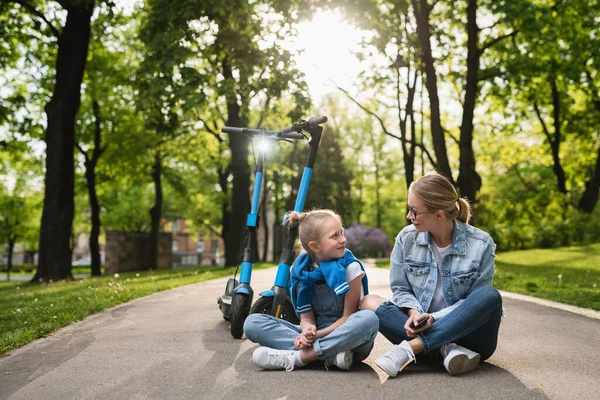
218, 116, 327, 338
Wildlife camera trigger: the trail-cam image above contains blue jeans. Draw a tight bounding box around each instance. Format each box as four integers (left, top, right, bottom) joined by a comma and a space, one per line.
376, 286, 502, 360
244, 310, 379, 361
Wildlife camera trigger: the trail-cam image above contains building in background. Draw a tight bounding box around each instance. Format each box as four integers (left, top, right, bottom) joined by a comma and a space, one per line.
2, 215, 270, 269
168, 218, 225, 267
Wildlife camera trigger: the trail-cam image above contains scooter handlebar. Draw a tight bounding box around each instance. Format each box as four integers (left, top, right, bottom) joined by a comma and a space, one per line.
308, 115, 328, 127
277, 131, 305, 139
222, 126, 303, 140
222, 115, 327, 138
280, 115, 328, 134
221, 126, 247, 135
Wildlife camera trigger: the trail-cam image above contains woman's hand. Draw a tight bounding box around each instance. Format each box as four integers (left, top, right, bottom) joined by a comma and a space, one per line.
404, 310, 433, 338
294, 324, 316, 349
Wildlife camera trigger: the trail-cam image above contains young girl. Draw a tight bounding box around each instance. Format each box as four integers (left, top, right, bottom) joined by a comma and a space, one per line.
361, 172, 502, 377
243, 209, 379, 371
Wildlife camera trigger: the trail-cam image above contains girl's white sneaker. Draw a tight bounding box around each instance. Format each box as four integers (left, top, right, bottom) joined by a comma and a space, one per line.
325, 350, 353, 370
252, 347, 297, 371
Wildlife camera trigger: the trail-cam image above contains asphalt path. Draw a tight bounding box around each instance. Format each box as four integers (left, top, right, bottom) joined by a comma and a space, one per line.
1, 262, 599, 400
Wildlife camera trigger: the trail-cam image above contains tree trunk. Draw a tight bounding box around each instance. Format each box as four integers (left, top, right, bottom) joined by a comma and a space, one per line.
85, 99, 103, 276
419, 63, 426, 177
534, 78, 567, 196
218, 167, 230, 263
285, 142, 300, 212
272, 170, 282, 260
578, 145, 600, 212
148, 152, 163, 270
7, 236, 16, 282
579, 76, 600, 213
457, 0, 482, 210
550, 77, 567, 194
35, 2, 94, 283
225, 129, 250, 266
412, 0, 453, 182
222, 60, 250, 266
406, 79, 417, 190
375, 162, 382, 228
354, 179, 364, 223
398, 67, 418, 192
85, 162, 102, 276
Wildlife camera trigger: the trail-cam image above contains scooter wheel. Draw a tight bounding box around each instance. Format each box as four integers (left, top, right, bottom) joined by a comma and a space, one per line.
250, 296, 300, 325
230, 293, 251, 339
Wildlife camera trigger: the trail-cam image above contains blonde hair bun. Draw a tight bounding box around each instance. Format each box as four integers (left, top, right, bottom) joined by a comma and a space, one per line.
409, 173, 472, 223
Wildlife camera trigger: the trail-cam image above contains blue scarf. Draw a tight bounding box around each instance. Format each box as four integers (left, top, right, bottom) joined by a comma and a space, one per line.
291, 249, 369, 315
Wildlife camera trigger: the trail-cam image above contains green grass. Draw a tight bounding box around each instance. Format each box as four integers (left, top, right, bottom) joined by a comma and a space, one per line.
0, 263, 272, 355
2, 265, 99, 279
374, 243, 600, 311
493, 243, 600, 310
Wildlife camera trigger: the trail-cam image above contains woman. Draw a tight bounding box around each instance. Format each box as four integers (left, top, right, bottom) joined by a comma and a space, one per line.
361, 172, 502, 377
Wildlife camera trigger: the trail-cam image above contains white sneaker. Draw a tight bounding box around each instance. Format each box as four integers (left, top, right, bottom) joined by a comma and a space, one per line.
324, 350, 353, 370
440, 343, 480, 375
374, 340, 416, 377
252, 347, 297, 371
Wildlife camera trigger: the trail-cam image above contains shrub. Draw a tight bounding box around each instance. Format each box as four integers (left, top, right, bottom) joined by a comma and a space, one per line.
345, 223, 391, 258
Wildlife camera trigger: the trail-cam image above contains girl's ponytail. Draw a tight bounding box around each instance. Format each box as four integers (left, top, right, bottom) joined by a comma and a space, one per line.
284, 209, 342, 259
284, 211, 305, 229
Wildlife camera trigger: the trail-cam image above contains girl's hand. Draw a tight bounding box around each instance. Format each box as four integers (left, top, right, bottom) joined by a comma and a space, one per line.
294, 334, 312, 349
294, 330, 315, 349
294, 324, 317, 349
302, 324, 316, 342
404, 311, 433, 337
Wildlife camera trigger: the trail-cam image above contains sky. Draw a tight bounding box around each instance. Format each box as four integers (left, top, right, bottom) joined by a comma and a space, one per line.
285, 10, 368, 100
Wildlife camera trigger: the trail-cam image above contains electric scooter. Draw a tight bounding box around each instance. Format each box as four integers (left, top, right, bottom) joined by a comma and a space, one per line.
248, 117, 326, 324
217, 116, 327, 338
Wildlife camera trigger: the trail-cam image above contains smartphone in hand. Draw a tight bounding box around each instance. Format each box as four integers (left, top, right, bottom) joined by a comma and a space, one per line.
412, 317, 428, 329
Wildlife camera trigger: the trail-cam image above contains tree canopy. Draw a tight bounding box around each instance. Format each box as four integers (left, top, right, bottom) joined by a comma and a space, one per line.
1, 0, 599, 277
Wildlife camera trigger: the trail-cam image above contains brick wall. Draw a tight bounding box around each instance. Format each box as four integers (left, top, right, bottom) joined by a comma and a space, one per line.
104, 230, 172, 274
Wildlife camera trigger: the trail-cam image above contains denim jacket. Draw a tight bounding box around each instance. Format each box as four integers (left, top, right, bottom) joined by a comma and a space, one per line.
390, 220, 496, 321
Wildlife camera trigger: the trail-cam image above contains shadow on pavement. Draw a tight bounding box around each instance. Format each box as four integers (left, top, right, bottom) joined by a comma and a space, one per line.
194, 318, 547, 400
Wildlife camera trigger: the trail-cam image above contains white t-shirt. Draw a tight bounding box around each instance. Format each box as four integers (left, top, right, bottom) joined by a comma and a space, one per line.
345, 261, 365, 284
429, 243, 450, 313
